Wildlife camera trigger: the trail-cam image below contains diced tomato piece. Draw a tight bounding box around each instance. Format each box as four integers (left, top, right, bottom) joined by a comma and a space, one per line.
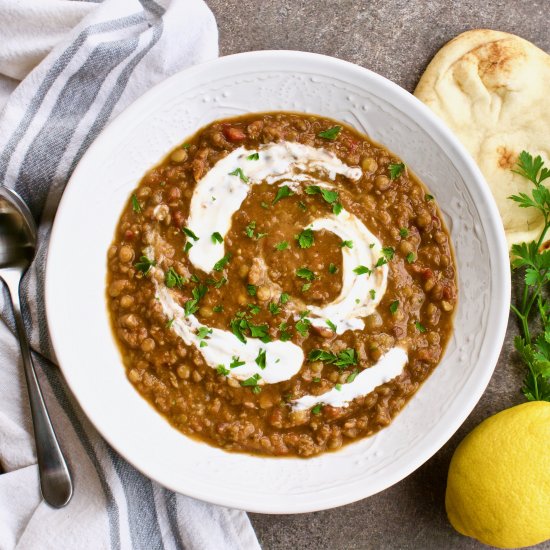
222, 126, 246, 142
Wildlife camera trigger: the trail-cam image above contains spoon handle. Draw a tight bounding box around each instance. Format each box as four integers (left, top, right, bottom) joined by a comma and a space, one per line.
4, 274, 73, 508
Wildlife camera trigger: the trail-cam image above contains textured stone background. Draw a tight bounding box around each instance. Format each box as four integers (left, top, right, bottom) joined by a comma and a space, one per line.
205, 1, 550, 548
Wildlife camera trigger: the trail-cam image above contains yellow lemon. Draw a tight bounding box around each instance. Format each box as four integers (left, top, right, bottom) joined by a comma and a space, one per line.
445, 401, 550, 548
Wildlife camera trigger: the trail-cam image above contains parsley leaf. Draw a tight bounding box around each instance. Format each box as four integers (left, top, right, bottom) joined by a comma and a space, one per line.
255, 349, 267, 369
340, 240, 353, 248
318, 126, 342, 140
415, 321, 426, 333
280, 293, 290, 304
275, 241, 289, 251
182, 227, 199, 241
389, 300, 399, 314
165, 267, 185, 288
241, 374, 262, 387
273, 185, 294, 204
247, 152, 260, 161
297, 228, 314, 249
247, 284, 257, 296
217, 365, 230, 376
135, 255, 156, 274
326, 319, 337, 332
406, 252, 416, 263
230, 356, 245, 369
131, 194, 141, 213
295, 318, 311, 337
399, 227, 409, 238
346, 369, 359, 383
228, 167, 249, 182
268, 302, 281, 315
389, 162, 405, 180
353, 265, 372, 275
296, 267, 315, 281
329, 263, 338, 274
211, 231, 223, 244
308, 348, 357, 368
213, 253, 231, 272
311, 403, 323, 415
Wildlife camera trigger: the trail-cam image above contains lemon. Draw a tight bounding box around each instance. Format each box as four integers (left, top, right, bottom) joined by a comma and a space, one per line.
445, 401, 550, 548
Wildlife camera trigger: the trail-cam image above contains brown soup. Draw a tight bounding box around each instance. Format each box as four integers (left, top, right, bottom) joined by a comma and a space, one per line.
106, 112, 457, 457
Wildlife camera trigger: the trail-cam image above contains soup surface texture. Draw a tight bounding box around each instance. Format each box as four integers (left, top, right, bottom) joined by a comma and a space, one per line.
106, 112, 457, 457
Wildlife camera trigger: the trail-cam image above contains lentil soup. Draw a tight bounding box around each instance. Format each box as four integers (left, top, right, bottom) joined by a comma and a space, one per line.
106, 112, 457, 457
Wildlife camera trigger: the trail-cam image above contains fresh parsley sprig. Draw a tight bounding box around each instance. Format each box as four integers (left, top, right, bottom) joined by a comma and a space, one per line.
509, 151, 550, 401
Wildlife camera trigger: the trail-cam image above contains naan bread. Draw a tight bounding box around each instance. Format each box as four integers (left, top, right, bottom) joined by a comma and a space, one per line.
414, 29, 550, 249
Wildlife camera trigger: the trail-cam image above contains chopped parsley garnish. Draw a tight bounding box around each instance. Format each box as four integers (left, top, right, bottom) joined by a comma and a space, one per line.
296, 267, 315, 281
245, 221, 256, 238
389, 162, 405, 180
406, 252, 416, 263
165, 318, 174, 329
340, 240, 353, 248
248, 303, 261, 315
313, 377, 321, 383
247, 284, 257, 296
275, 241, 289, 251
415, 321, 427, 333
369, 289, 376, 300
272, 185, 294, 204
326, 319, 337, 332
190, 274, 200, 283
216, 365, 230, 376
301, 283, 312, 292
197, 327, 212, 340
311, 403, 323, 415
211, 231, 223, 244
182, 143, 191, 149
353, 265, 372, 275
382, 246, 395, 261
295, 318, 311, 337
389, 300, 399, 314
245, 221, 267, 240
298, 201, 307, 211
328, 263, 338, 274
165, 267, 185, 288
255, 349, 267, 369
135, 255, 156, 275
131, 194, 141, 213
308, 348, 357, 368
335, 383, 342, 391
183, 284, 207, 316
240, 373, 261, 389
279, 321, 292, 341
332, 202, 343, 215
305, 185, 342, 214
230, 355, 245, 369
399, 227, 409, 238
297, 228, 315, 249
183, 242, 193, 254
268, 302, 281, 315
230, 317, 248, 343
425, 194, 434, 201
213, 253, 231, 272
318, 126, 341, 140
249, 323, 271, 342
346, 369, 359, 383
261, 201, 269, 209
213, 305, 224, 313
207, 276, 227, 288
182, 227, 199, 241
280, 293, 290, 304
247, 152, 259, 161
228, 167, 249, 182
184, 298, 199, 316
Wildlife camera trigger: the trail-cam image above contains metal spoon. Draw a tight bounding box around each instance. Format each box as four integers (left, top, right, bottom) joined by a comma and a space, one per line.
0, 186, 72, 508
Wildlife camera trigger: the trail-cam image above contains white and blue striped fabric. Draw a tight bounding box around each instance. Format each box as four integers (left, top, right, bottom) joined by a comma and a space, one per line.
0, 1, 260, 549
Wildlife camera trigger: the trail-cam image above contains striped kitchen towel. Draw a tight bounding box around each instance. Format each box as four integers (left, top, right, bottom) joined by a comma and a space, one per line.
0, 1, 260, 549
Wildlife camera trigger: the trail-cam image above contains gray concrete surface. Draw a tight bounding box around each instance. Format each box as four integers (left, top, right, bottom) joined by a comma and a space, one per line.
205, 1, 550, 548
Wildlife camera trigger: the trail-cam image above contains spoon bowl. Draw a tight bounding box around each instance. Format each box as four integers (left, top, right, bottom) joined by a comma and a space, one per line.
0, 186, 73, 508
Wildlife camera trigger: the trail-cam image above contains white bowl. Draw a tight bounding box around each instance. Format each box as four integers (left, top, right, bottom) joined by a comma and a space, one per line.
45, 51, 510, 513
